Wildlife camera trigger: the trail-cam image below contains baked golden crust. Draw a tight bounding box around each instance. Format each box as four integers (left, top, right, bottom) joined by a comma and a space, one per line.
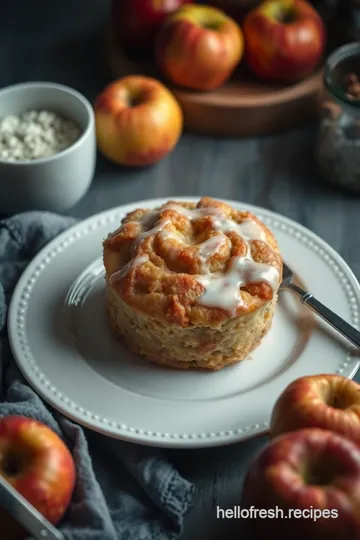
103, 196, 282, 329
106, 286, 277, 370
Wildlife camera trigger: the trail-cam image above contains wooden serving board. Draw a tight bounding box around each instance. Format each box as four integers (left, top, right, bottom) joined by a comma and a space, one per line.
105, 29, 324, 137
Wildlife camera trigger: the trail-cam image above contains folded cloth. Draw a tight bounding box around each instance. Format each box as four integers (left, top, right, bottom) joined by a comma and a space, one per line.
0, 211, 194, 540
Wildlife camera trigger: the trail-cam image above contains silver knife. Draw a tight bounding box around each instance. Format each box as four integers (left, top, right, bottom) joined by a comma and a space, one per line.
0, 474, 65, 540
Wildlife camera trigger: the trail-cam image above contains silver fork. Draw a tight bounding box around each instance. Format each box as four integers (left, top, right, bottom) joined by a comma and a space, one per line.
280, 262, 360, 349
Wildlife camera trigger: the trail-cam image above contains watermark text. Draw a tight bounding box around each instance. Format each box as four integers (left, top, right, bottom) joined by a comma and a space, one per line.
216, 506, 338, 521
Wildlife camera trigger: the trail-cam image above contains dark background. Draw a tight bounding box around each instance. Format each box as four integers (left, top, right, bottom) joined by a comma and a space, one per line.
2, 1, 360, 538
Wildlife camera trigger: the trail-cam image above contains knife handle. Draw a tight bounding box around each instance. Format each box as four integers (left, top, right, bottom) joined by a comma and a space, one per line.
0, 475, 65, 540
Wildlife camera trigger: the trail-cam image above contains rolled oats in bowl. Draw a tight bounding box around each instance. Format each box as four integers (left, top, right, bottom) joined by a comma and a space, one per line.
0, 81, 96, 214
0, 109, 82, 161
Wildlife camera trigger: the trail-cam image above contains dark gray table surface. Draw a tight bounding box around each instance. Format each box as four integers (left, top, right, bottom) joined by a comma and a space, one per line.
2, 1, 360, 539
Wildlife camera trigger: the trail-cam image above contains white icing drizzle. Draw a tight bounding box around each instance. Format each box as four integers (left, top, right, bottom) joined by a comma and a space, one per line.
197, 256, 280, 317
110, 255, 149, 283
163, 203, 224, 220
132, 219, 171, 253
196, 235, 230, 272
212, 216, 267, 242
160, 230, 229, 270
159, 229, 184, 260
195, 216, 280, 315
108, 203, 281, 316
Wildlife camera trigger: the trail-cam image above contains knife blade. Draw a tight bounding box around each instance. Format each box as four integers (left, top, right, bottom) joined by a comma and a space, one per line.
0, 474, 65, 540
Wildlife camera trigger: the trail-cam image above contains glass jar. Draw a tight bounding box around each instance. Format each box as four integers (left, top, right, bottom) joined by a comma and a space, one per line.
316, 42, 360, 192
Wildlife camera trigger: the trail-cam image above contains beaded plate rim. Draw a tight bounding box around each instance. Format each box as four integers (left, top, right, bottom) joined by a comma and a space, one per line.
8, 197, 360, 448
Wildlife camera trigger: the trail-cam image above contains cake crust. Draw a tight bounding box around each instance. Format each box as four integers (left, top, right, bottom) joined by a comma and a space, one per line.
103, 196, 282, 329
107, 288, 276, 371
103, 197, 283, 370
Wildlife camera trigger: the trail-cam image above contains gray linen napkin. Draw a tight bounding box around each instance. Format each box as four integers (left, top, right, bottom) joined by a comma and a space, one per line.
0, 211, 194, 540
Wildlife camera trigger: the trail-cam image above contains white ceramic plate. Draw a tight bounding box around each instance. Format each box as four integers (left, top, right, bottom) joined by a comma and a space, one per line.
8, 197, 360, 448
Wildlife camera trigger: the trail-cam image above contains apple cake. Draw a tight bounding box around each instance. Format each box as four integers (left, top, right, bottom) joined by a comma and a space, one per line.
103, 196, 283, 370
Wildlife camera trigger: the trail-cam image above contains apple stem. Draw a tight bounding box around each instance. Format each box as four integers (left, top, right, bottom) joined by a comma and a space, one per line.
202, 20, 221, 31
274, 0, 297, 23
127, 95, 142, 108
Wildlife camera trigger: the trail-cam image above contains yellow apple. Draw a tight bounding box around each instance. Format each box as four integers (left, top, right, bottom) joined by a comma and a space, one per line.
94, 75, 183, 166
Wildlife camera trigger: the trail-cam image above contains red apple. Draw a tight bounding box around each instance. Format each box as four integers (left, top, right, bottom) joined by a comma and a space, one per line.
240, 428, 360, 539
243, 0, 326, 82
110, 0, 193, 52
155, 4, 244, 91
94, 75, 183, 167
270, 374, 360, 447
0, 416, 76, 527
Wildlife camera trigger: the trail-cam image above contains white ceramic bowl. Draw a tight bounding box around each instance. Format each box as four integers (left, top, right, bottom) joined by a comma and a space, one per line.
0, 82, 96, 215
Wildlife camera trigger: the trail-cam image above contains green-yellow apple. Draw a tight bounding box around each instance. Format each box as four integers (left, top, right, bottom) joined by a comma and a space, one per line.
94, 75, 183, 167
155, 4, 244, 91
243, 0, 326, 81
